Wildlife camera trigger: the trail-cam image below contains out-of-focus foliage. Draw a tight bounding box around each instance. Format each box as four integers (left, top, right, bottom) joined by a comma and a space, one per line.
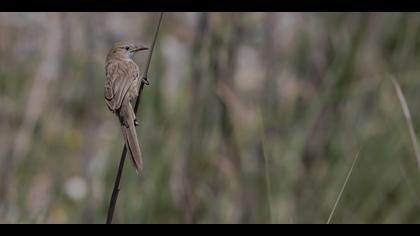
1, 12, 420, 223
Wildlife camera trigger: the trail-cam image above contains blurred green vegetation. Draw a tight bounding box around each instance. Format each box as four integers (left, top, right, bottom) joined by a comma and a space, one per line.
1, 12, 420, 223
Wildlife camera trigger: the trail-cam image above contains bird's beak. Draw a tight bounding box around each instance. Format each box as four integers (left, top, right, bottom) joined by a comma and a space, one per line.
132, 45, 148, 52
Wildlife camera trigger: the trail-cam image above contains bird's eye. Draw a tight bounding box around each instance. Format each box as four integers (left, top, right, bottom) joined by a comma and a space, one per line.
125, 46, 130, 50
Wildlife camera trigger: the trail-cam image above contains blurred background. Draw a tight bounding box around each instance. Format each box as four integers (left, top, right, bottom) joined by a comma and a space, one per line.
1, 12, 420, 224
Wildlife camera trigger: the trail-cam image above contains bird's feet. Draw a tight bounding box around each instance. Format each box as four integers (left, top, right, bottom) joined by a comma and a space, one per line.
142, 77, 150, 85
119, 116, 130, 128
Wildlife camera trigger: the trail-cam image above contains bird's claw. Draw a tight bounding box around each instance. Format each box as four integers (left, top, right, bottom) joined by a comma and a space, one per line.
142, 78, 150, 85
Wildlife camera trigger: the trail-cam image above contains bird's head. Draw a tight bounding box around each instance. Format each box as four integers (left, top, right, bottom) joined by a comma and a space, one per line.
107, 41, 148, 60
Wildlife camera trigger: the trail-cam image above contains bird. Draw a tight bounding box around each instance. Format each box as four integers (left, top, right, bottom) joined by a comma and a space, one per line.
104, 41, 148, 173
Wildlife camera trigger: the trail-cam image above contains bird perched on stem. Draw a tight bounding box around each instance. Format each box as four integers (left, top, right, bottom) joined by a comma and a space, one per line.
104, 41, 148, 173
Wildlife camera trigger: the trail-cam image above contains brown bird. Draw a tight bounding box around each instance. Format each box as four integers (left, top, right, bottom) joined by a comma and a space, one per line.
105, 41, 148, 173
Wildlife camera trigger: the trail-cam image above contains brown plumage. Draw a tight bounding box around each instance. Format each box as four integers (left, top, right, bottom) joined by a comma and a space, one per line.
105, 41, 148, 173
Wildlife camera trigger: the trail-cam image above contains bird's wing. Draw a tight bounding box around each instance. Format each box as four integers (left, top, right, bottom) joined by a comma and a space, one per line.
104, 60, 139, 112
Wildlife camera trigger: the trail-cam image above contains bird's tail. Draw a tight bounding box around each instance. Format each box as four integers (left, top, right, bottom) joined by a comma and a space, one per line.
120, 105, 143, 173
